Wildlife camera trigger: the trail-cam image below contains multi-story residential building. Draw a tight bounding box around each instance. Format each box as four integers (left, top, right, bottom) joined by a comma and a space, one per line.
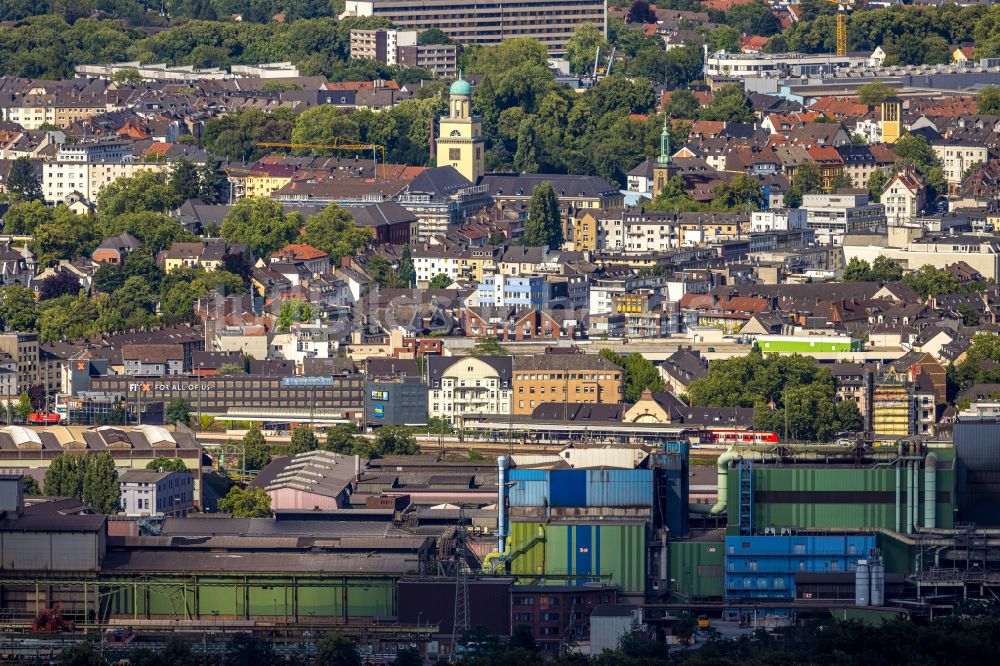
341, 0, 605, 54
269, 324, 335, 369
158, 239, 249, 272
398, 43, 459, 77
476, 273, 546, 308
41, 140, 177, 204
119, 469, 195, 517
480, 174, 623, 229
0, 332, 40, 394
511, 353, 622, 415
836, 145, 879, 190
242, 163, 296, 199
122, 344, 185, 377
613, 291, 681, 338
427, 355, 512, 424
349, 29, 460, 77
623, 209, 680, 255
931, 140, 989, 195
883, 169, 926, 227
751, 208, 806, 232
801, 191, 886, 245
411, 243, 501, 285
350, 28, 417, 65
398, 167, 491, 242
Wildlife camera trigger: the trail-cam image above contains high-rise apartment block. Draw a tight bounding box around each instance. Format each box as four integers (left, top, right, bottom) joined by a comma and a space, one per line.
342, 0, 606, 54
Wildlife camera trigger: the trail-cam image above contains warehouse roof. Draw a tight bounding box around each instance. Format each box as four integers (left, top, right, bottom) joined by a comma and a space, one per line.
0, 498, 105, 533
101, 550, 418, 574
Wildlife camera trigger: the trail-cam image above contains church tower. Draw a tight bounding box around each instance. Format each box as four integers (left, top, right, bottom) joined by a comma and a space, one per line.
652, 117, 677, 197
436, 73, 485, 183
881, 97, 902, 145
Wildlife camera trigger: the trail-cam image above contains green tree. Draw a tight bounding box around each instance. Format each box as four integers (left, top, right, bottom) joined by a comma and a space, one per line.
958, 303, 981, 327
857, 82, 897, 107
902, 264, 963, 299
15, 390, 31, 421
168, 159, 201, 203
6, 156, 41, 201
82, 452, 120, 514
428, 273, 453, 289
111, 67, 143, 85
29, 205, 101, 266
665, 89, 699, 118
426, 416, 454, 434
398, 246, 415, 287
45, 454, 83, 498
277, 299, 313, 332
978, 86, 1000, 115
225, 633, 278, 666
57, 641, 107, 666
828, 171, 855, 192
289, 426, 319, 454
165, 398, 191, 426
325, 423, 361, 453
21, 475, 41, 494
417, 28, 452, 45
315, 636, 361, 666
893, 133, 947, 201
373, 427, 420, 456
871, 255, 904, 282
220, 197, 301, 258
242, 423, 271, 472
146, 457, 187, 472
599, 349, 665, 402
218, 486, 273, 518
523, 182, 562, 248
469, 337, 509, 356
867, 168, 888, 202
96, 171, 181, 218
0, 286, 39, 331
299, 204, 373, 263
699, 84, 753, 123
707, 25, 741, 53
565, 23, 610, 75
784, 161, 824, 208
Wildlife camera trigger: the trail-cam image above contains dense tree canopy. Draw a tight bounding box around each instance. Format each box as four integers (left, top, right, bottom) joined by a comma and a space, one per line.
687, 350, 862, 441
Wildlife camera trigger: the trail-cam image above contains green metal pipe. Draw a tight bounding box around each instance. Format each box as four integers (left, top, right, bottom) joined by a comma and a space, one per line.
924, 452, 937, 529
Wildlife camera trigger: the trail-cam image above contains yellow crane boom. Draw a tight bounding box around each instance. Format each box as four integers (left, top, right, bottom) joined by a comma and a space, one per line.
822, 0, 855, 57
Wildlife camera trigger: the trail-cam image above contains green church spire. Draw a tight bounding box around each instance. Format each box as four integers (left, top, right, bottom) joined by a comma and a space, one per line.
658, 116, 671, 167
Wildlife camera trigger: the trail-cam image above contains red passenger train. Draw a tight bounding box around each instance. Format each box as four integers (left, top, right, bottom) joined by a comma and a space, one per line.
701, 429, 780, 445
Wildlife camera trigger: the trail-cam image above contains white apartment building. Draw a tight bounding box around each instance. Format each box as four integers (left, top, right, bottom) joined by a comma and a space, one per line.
801, 191, 886, 245
883, 171, 926, 227
931, 140, 988, 194
269, 324, 334, 369
349, 29, 417, 66
427, 356, 512, 424
42, 141, 172, 204
623, 215, 680, 255
751, 208, 807, 232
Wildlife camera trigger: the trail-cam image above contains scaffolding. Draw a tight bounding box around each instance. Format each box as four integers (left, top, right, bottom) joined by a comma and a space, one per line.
738, 459, 754, 536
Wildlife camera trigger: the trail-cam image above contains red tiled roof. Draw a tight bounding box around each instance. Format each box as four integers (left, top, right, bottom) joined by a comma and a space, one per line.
272, 243, 329, 261
806, 145, 844, 164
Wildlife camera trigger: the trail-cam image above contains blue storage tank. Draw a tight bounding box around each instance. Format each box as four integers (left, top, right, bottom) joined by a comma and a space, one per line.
585, 469, 654, 507
509, 470, 549, 507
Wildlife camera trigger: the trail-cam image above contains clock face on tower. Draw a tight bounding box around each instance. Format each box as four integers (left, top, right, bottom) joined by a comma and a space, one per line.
450, 130, 461, 136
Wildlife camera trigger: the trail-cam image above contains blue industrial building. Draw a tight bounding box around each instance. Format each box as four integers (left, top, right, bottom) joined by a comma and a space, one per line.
724, 535, 877, 601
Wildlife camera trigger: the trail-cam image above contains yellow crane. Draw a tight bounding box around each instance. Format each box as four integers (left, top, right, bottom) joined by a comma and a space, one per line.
823, 0, 855, 57
254, 141, 386, 164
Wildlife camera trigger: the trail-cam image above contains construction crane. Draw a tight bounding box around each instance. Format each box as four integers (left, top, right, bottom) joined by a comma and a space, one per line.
254, 141, 386, 171
824, 0, 855, 57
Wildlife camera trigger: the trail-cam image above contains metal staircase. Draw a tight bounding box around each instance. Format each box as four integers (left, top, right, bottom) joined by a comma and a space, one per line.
738, 459, 754, 536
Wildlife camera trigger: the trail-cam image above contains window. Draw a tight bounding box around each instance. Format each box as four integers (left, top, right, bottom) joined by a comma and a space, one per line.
512, 597, 534, 606
540, 612, 560, 621
513, 613, 532, 622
